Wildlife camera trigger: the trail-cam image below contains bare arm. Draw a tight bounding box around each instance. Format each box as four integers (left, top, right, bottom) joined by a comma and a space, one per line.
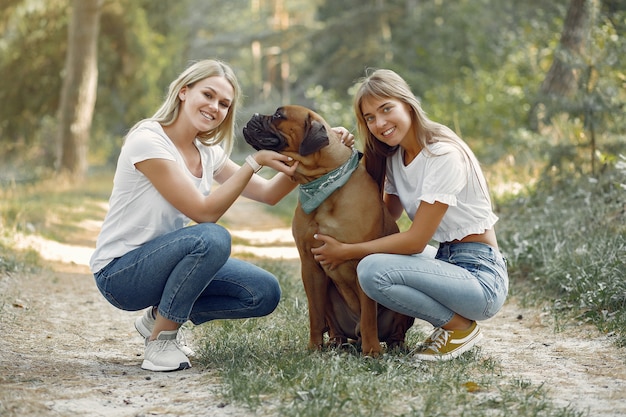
215, 158, 298, 205
232, 126, 355, 205
135, 150, 296, 224
311, 201, 448, 269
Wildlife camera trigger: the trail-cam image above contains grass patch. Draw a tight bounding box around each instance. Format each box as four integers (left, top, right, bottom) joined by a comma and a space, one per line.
195, 259, 583, 417
0, 172, 111, 243
0, 241, 42, 275
497, 162, 626, 346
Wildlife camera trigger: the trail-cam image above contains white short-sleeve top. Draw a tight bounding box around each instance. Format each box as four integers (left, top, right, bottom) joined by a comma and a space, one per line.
89, 120, 227, 273
384, 141, 498, 243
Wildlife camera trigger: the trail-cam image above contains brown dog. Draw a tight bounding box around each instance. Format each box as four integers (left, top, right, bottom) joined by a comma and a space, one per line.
243, 105, 414, 356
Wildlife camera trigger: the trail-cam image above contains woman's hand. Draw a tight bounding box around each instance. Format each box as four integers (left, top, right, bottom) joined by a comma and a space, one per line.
252, 150, 298, 177
332, 127, 355, 148
311, 233, 349, 270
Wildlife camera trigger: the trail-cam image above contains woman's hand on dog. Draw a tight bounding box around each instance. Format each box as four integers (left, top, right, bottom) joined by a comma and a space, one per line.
311, 233, 348, 270
332, 127, 355, 148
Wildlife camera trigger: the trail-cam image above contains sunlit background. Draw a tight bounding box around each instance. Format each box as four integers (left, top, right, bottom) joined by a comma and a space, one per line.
0, 0, 624, 192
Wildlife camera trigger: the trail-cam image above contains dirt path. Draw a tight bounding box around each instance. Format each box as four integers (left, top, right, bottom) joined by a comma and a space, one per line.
1, 197, 625, 416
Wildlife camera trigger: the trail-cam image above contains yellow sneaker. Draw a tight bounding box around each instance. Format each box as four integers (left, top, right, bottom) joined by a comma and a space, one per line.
413, 321, 482, 361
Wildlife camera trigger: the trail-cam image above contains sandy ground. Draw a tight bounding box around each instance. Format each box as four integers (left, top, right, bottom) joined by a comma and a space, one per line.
1, 197, 625, 416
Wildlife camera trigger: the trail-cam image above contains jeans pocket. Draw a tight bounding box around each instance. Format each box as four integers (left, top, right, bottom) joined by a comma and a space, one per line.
448, 250, 493, 275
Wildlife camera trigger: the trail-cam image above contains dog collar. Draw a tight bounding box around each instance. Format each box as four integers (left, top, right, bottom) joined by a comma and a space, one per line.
299, 149, 362, 214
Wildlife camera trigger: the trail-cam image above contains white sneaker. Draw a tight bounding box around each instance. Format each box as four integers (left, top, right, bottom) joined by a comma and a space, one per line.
141, 330, 191, 372
134, 307, 195, 356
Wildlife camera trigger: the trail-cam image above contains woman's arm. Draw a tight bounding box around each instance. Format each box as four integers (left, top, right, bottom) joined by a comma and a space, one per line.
311, 201, 448, 269
136, 127, 353, 224
216, 158, 298, 205
135, 150, 296, 224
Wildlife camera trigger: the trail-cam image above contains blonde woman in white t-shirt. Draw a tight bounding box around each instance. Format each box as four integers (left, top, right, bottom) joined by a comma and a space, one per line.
311, 69, 508, 361
90, 59, 354, 372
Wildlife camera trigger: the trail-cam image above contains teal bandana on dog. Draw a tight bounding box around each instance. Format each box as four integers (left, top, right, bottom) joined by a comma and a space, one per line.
299, 150, 362, 214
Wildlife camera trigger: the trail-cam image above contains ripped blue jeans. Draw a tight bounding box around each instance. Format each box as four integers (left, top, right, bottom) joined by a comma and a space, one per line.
357, 242, 508, 327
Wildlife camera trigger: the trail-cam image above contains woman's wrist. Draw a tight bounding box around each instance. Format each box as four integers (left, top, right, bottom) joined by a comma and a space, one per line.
245, 154, 262, 173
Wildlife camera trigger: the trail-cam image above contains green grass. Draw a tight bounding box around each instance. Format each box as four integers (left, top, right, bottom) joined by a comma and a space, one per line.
0, 172, 111, 244
497, 162, 626, 346
194, 260, 583, 417
0, 241, 41, 275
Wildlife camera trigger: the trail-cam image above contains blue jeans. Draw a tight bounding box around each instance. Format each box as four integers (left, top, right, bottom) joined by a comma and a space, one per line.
357, 242, 508, 327
94, 223, 281, 325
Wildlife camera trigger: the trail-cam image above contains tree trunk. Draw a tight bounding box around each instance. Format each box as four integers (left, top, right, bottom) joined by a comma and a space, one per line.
56, 0, 103, 181
529, 0, 593, 129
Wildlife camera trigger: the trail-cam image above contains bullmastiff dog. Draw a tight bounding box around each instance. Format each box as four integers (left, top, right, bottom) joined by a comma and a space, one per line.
243, 105, 414, 356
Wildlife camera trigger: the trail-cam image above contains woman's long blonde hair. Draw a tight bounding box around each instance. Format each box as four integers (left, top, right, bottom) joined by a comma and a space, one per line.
129, 59, 241, 157
353, 68, 490, 203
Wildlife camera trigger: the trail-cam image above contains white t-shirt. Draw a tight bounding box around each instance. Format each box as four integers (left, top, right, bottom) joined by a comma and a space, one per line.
384, 141, 498, 243
90, 120, 227, 273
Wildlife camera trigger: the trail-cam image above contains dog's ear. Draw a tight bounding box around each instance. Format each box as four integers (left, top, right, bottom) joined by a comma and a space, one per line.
299, 120, 329, 156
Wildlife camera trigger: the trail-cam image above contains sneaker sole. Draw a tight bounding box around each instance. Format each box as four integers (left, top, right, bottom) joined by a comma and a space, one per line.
414, 330, 483, 361
141, 359, 192, 372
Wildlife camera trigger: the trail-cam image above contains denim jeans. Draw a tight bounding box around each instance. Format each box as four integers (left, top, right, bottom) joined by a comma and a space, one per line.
357, 242, 508, 327
94, 223, 281, 325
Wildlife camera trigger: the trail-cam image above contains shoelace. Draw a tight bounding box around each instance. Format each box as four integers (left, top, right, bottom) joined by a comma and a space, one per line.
148, 338, 179, 353
422, 328, 451, 353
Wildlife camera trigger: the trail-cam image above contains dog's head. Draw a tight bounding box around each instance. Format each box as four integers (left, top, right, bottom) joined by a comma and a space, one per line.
243, 105, 332, 156
243, 105, 351, 181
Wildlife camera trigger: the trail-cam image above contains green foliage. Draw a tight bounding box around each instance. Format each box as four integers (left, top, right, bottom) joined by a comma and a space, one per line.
0, 0, 68, 169
0, 0, 190, 174
2, 0, 625, 182
304, 85, 357, 131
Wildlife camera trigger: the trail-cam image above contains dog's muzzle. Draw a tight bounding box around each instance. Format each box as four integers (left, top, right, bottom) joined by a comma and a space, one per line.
243, 114, 288, 152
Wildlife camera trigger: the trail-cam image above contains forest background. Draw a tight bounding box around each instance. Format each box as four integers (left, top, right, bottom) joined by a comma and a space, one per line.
1, 0, 625, 355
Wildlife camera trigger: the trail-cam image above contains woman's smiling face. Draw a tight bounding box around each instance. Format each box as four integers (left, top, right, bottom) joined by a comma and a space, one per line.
360, 95, 414, 147
179, 76, 234, 132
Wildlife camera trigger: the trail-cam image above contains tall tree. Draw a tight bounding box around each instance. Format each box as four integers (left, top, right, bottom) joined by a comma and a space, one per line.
56, 0, 103, 181
529, 0, 595, 129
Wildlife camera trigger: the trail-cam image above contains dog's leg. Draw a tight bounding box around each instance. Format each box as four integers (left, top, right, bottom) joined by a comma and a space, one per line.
358, 284, 382, 357
301, 258, 330, 350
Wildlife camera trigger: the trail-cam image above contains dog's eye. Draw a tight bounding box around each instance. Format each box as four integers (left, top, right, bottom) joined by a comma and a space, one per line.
272, 111, 284, 120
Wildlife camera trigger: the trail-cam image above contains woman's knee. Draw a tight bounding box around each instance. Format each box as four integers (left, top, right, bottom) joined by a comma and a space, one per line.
357, 254, 387, 295
192, 223, 231, 259
257, 291, 281, 317
241, 279, 281, 318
